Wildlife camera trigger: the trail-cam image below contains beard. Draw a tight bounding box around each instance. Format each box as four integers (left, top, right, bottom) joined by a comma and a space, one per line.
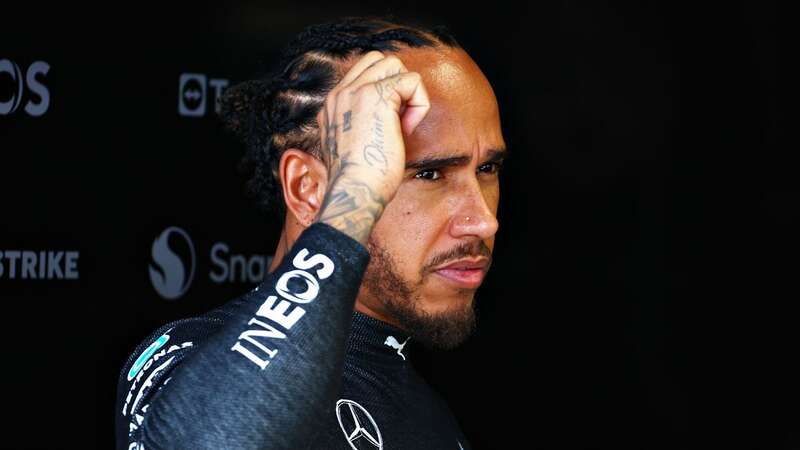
361, 234, 479, 350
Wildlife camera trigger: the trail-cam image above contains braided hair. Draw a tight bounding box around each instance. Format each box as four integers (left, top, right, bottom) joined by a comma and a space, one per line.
219, 15, 461, 218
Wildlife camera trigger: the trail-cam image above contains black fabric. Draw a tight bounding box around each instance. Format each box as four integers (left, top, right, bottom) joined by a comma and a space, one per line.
115, 222, 471, 449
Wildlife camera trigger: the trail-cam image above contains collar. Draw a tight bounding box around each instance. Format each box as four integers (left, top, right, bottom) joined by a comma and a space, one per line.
346, 310, 412, 364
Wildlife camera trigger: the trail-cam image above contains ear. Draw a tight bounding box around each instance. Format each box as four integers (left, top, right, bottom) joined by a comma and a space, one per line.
278, 149, 328, 227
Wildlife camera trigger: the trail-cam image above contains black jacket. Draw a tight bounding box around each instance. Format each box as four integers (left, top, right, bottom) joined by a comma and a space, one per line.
115, 222, 471, 449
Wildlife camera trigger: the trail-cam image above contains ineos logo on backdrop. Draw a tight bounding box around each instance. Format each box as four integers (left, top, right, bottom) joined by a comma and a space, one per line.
149, 227, 196, 300
178, 73, 229, 117
0, 59, 50, 117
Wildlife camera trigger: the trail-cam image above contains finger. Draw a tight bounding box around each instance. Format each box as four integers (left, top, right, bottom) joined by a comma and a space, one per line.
344, 55, 408, 93
324, 52, 386, 131
370, 71, 431, 136
338, 50, 386, 89
323, 52, 385, 126
324, 55, 408, 148
396, 74, 430, 136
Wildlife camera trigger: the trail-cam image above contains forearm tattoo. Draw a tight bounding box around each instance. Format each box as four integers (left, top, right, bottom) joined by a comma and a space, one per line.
318, 172, 386, 244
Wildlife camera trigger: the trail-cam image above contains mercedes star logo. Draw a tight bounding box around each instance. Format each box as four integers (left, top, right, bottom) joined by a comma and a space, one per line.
336, 399, 383, 450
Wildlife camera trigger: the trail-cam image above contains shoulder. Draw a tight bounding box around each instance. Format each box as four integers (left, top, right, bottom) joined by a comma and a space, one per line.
115, 304, 242, 446
116, 292, 255, 398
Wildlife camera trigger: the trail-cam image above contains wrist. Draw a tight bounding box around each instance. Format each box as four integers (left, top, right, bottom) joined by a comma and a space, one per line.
316, 172, 387, 246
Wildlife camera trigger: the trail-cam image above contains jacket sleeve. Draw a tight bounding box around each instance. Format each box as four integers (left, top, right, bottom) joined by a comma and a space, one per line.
115, 222, 370, 450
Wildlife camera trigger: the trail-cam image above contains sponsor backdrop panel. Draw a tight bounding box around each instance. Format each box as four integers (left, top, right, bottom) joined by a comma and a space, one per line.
2, 2, 789, 449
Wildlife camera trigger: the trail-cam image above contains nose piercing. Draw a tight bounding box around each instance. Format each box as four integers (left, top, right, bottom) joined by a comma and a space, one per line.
465, 216, 471, 222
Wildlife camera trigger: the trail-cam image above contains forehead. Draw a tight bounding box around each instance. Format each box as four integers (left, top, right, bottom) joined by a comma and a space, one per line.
397, 47, 505, 159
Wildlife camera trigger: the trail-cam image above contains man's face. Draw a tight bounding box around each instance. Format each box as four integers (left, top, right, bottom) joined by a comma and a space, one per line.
354, 46, 506, 349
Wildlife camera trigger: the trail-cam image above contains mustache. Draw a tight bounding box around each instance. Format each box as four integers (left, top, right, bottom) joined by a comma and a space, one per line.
422, 240, 493, 274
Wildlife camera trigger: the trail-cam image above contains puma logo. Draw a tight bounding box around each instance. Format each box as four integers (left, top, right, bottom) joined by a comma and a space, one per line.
383, 335, 410, 360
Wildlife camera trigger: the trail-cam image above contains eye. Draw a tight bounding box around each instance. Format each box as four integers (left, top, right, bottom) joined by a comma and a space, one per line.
414, 168, 442, 181
478, 162, 502, 175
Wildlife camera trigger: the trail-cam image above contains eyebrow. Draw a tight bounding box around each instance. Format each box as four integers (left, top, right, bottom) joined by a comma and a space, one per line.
405, 147, 508, 170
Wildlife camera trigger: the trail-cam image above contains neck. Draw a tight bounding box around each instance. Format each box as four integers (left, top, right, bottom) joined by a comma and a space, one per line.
268, 227, 293, 274
347, 309, 412, 364
354, 297, 407, 331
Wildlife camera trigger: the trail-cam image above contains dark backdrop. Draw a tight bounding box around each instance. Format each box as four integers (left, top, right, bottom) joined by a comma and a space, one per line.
1, 1, 789, 449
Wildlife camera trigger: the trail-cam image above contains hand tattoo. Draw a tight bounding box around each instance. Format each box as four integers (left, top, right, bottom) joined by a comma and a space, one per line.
343, 110, 352, 132
362, 112, 388, 174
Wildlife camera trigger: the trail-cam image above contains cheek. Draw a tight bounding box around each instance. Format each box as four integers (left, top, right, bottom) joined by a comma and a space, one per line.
480, 175, 500, 204
485, 184, 500, 249
388, 183, 448, 233
372, 186, 445, 272
490, 187, 499, 217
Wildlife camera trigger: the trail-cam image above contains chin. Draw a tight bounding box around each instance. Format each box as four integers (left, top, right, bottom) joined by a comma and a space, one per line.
393, 294, 478, 350
421, 292, 475, 315
426, 279, 479, 303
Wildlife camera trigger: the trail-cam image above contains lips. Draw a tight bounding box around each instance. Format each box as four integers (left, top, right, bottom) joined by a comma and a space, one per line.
433, 258, 489, 289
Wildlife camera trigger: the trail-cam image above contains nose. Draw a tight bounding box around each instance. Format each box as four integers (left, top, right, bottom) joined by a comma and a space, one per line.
448, 182, 499, 240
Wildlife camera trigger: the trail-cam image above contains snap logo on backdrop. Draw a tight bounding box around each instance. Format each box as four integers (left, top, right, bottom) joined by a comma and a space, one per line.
148, 226, 274, 300
178, 73, 229, 117
149, 227, 196, 300
0, 59, 50, 117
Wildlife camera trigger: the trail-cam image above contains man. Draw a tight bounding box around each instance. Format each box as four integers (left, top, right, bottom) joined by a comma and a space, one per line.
116, 15, 506, 449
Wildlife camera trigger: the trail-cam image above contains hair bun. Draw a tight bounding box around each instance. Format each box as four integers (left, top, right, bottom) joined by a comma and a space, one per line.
219, 78, 279, 144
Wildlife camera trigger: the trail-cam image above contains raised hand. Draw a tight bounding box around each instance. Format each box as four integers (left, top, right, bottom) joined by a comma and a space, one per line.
315, 50, 431, 245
